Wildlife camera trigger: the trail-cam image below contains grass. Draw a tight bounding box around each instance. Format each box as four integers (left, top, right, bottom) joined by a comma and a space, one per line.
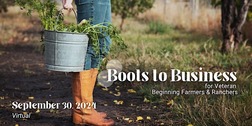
147, 21, 174, 34
108, 16, 252, 125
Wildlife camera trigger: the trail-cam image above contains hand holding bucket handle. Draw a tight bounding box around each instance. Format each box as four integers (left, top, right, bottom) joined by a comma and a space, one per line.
61, 0, 76, 18
62, 0, 73, 10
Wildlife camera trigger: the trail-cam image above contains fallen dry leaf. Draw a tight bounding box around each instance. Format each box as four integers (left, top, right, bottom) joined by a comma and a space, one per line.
28, 96, 34, 100
113, 100, 123, 105
136, 116, 144, 121
143, 97, 150, 103
102, 88, 109, 91
146, 116, 151, 120
35, 109, 40, 113
114, 92, 121, 96
127, 89, 136, 93
115, 87, 120, 91
167, 99, 174, 106
123, 117, 130, 121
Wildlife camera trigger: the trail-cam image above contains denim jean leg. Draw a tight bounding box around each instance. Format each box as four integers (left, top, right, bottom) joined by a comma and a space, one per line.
91, 0, 112, 68
75, 0, 95, 70
99, 0, 112, 58
75, 0, 112, 69
75, 0, 94, 23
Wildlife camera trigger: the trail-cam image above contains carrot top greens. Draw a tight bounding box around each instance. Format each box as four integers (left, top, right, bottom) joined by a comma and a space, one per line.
15, 0, 125, 54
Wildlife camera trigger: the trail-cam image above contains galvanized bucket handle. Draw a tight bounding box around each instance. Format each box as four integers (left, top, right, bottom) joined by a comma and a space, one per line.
58, 8, 77, 17
55, 8, 77, 30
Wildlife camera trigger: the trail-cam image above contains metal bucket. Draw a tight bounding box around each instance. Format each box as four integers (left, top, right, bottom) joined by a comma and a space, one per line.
44, 30, 89, 72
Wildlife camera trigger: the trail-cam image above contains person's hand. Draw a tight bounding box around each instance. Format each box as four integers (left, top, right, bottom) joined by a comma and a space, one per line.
62, 0, 73, 10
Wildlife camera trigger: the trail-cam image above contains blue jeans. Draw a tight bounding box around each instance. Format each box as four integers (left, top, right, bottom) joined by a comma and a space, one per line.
75, 0, 112, 70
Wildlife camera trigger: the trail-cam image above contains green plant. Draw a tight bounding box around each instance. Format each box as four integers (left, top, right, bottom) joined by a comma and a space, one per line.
172, 95, 252, 126
147, 21, 173, 34
111, 0, 155, 30
248, 7, 252, 21
15, 0, 125, 54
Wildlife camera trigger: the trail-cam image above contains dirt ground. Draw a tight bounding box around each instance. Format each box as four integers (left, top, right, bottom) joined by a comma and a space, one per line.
0, 36, 167, 126
0, 10, 171, 126
0, 40, 173, 126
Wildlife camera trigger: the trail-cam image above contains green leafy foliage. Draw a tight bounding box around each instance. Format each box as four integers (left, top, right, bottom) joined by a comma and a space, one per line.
211, 0, 221, 7
147, 21, 173, 34
248, 7, 252, 21
112, 0, 155, 18
16, 0, 61, 30
15, 0, 125, 54
211, 0, 252, 21
111, 0, 155, 29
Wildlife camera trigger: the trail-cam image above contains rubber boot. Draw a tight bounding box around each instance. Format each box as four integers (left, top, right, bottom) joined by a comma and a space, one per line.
90, 68, 107, 117
72, 70, 114, 126
72, 70, 106, 118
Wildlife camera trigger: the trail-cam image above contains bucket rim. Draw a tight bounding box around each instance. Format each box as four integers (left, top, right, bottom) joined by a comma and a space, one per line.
44, 30, 88, 36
